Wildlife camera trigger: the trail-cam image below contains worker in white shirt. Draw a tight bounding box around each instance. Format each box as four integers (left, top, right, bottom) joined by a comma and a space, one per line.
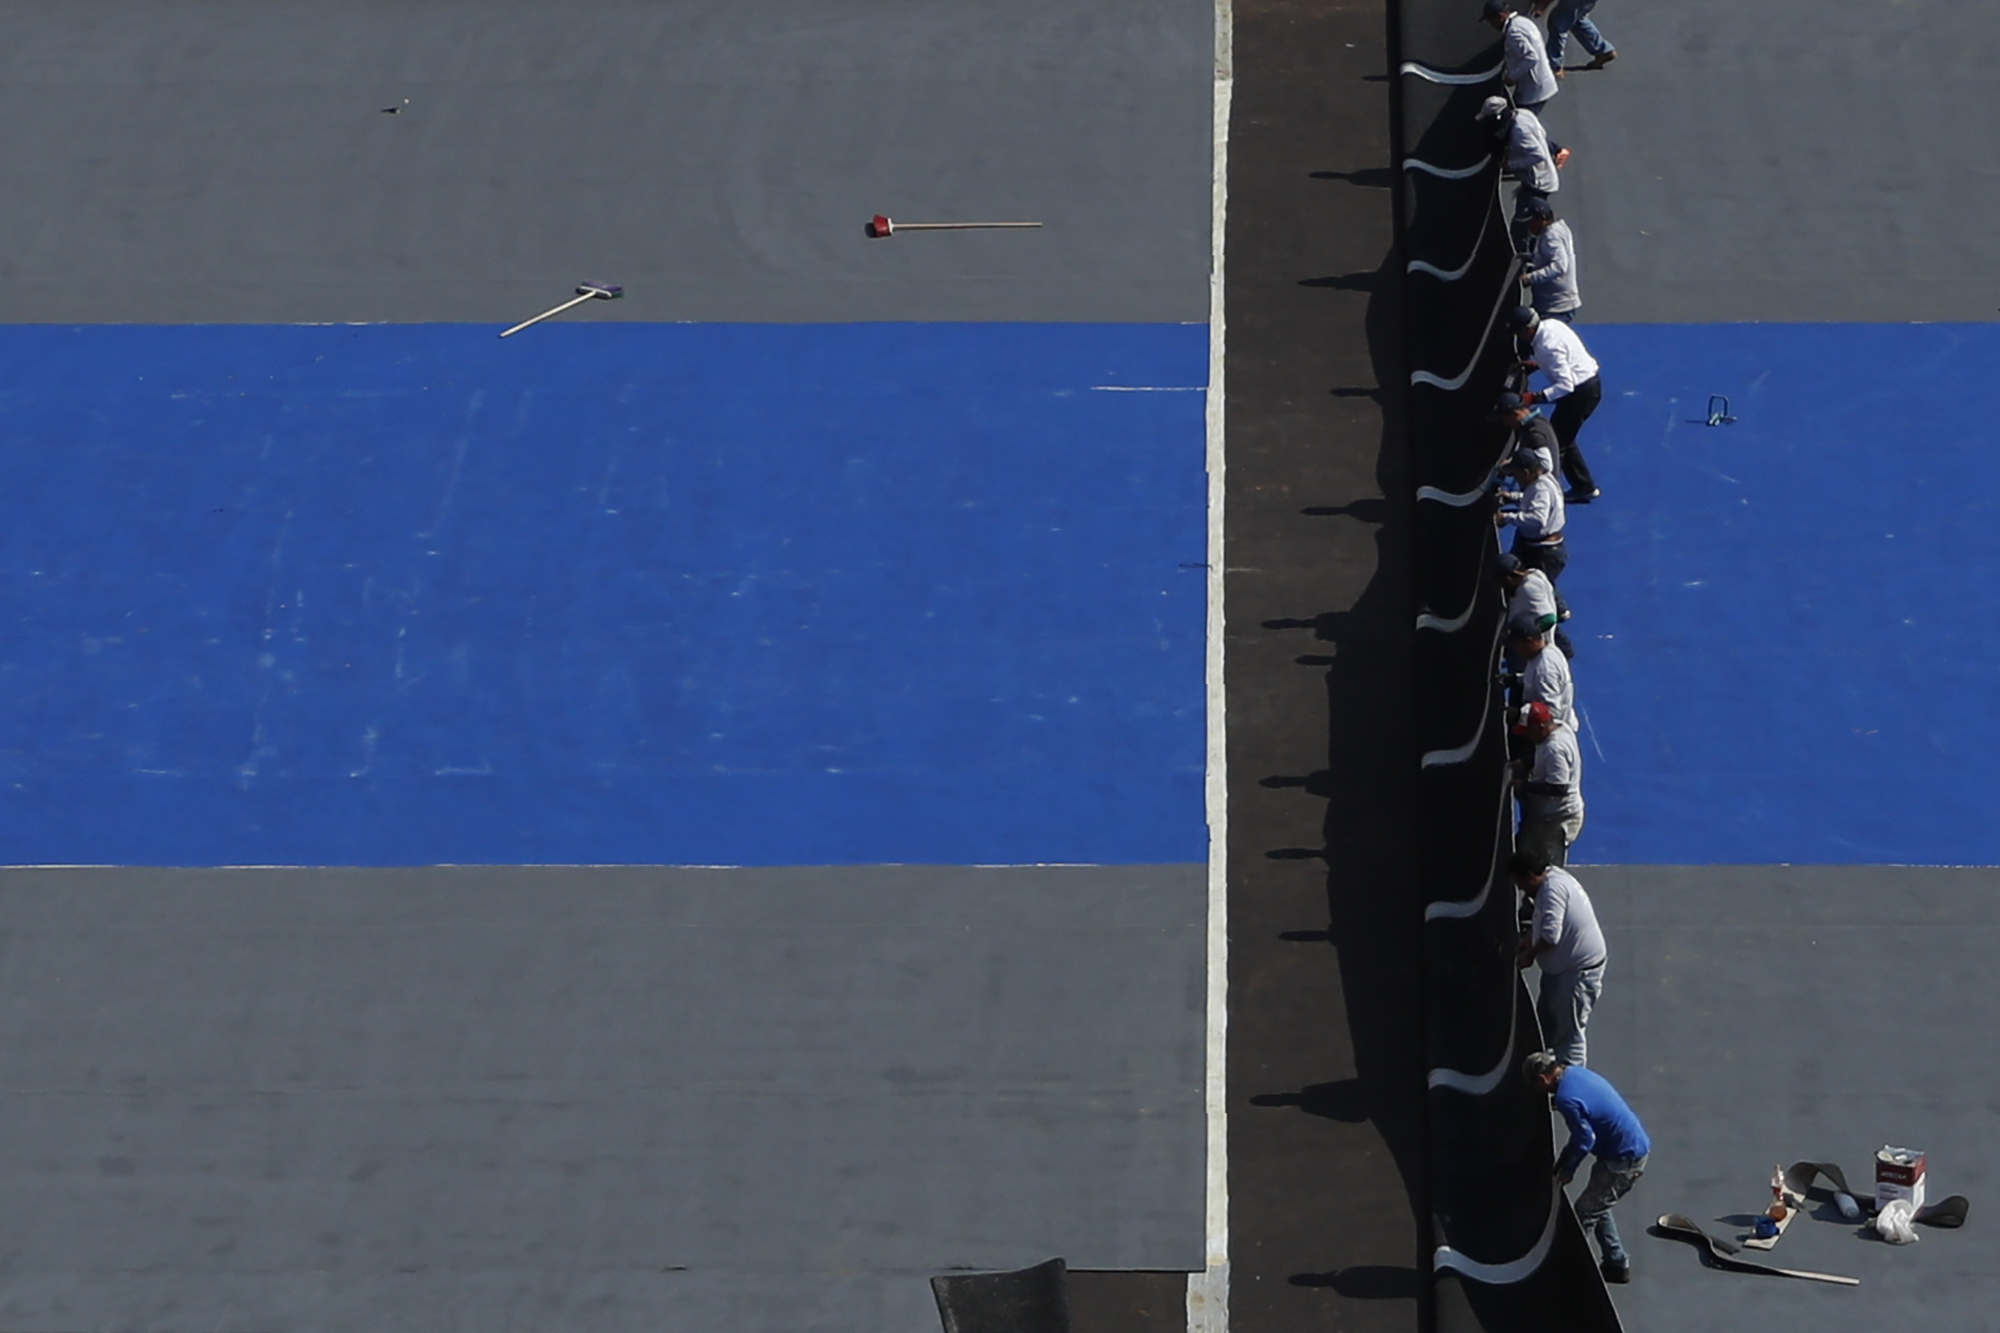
1508, 305, 1601, 503
1508, 617, 1574, 735
1520, 196, 1580, 322
1497, 552, 1572, 658
1476, 97, 1569, 245
1496, 448, 1567, 580
1512, 700, 1586, 867
1482, 0, 1559, 113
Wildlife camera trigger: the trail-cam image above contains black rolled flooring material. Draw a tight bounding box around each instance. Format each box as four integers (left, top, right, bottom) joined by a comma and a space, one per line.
0, 0, 1213, 324
1223, 2, 1425, 1331
1577, 863, 2000, 1329
0, 864, 1206, 1333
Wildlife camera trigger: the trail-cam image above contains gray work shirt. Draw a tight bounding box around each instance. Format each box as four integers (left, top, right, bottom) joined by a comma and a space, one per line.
1520, 643, 1574, 727
1503, 14, 1561, 107
1526, 218, 1580, 314
1532, 864, 1606, 974
1524, 721, 1585, 824
1510, 568, 1561, 633
1504, 108, 1560, 194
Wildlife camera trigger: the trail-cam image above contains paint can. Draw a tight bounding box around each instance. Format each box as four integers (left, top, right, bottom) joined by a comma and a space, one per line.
1875, 1145, 1927, 1214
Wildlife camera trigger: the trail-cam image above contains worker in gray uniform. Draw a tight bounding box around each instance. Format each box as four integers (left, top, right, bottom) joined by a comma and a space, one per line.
1509, 306, 1601, 503
1496, 447, 1567, 580
1476, 97, 1568, 244
1520, 196, 1580, 322
1508, 618, 1574, 728
1512, 701, 1586, 867
1482, 0, 1560, 113
1511, 849, 1606, 1066
1498, 552, 1572, 658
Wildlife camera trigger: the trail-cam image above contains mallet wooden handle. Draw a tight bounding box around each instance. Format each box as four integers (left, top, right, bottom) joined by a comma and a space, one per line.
500, 291, 601, 339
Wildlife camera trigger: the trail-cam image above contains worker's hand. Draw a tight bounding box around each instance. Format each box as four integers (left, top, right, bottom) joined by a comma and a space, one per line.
1520, 389, 1539, 405
1557, 1169, 1574, 1187
1553, 147, 1572, 169
1519, 359, 1541, 373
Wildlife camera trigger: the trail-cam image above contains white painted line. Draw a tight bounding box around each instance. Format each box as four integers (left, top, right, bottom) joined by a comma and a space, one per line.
1426, 987, 1516, 1094
1416, 481, 1491, 506
1408, 196, 1495, 281
1187, 4, 1231, 1333
1434, 1185, 1561, 1282
1420, 609, 1507, 767
1403, 154, 1492, 180
1410, 265, 1519, 391
1424, 786, 1513, 922
1416, 599, 1475, 633
1399, 58, 1504, 86
1092, 385, 1208, 392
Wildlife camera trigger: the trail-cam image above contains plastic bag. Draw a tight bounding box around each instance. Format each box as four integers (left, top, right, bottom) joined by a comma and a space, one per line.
1874, 1198, 1920, 1245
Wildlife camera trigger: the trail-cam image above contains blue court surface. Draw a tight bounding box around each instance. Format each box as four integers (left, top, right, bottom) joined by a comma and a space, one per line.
1563, 322, 2000, 865
0, 323, 1207, 867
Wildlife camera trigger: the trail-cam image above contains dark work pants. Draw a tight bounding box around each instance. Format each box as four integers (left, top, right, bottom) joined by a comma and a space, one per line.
1514, 538, 1568, 582
1549, 374, 1601, 494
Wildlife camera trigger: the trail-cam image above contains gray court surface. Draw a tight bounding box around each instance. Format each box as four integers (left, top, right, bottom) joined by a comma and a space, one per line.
1575, 864, 1999, 1329
0, 863, 1206, 1333
1538, 1, 2000, 323
0, 0, 1213, 325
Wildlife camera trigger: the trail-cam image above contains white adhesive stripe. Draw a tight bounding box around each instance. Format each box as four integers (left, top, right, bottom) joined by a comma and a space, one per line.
1424, 784, 1513, 920
1415, 598, 1474, 633
1188, 5, 1231, 1332
1094, 385, 1208, 392
1419, 599, 1507, 767
1427, 1003, 1516, 1094
1399, 58, 1504, 85
1408, 197, 1494, 281
1434, 1184, 1562, 1284
1410, 263, 1519, 391
1416, 482, 1489, 506
1403, 154, 1492, 180
1419, 685, 1489, 768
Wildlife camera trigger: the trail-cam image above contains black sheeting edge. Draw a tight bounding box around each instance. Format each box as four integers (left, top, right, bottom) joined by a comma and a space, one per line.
932, 1258, 1072, 1333
1394, 0, 1623, 1324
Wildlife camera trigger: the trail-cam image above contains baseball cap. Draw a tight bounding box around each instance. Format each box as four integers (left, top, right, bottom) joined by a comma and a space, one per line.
1495, 552, 1523, 575
1507, 305, 1540, 332
1490, 391, 1526, 421
1475, 95, 1511, 122
1506, 616, 1546, 642
1520, 196, 1555, 220
1511, 700, 1554, 734
1481, 0, 1513, 17
1509, 444, 1553, 473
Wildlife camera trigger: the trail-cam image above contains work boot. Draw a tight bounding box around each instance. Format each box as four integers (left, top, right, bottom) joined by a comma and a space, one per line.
1600, 1258, 1631, 1284
1585, 50, 1618, 69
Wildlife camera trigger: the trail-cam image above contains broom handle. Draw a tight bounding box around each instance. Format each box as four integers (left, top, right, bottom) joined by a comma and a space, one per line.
894, 222, 1043, 231
500, 291, 599, 339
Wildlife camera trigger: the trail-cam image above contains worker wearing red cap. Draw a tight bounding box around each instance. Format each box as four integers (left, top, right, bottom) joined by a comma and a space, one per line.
1512, 700, 1584, 864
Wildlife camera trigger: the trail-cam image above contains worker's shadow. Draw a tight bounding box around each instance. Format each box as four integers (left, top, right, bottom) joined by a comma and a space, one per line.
1287, 1266, 1422, 1298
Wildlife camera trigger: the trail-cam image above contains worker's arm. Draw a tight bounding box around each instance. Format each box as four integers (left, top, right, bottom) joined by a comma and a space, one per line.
1555, 1101, 1594, 1183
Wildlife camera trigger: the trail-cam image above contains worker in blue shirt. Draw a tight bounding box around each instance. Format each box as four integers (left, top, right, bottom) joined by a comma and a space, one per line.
1523, 1051, 1650, 1284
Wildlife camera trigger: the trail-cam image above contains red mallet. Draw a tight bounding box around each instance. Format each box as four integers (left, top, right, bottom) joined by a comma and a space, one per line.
866, 214, 1043, 239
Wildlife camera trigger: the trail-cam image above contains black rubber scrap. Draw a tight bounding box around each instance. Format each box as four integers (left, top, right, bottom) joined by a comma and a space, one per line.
1651, 1215, 1859, 1286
